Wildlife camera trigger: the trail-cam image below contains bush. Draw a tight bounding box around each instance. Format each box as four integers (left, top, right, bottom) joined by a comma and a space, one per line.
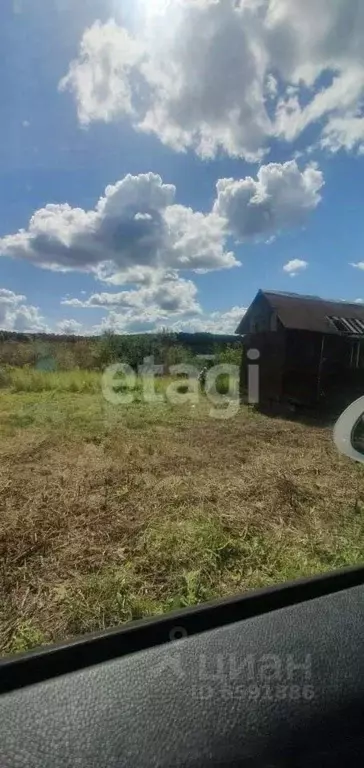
94, 332, 197, 371
215, 344, 241, 367
0, 339, 99, 371
163, 344, 197, 368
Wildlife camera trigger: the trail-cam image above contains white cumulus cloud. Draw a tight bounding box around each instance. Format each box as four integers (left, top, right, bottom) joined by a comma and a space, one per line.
57, 319, 84, 335
93, 304, 246, 336
61, 4, 271, 161
170, 306, 247, 335
322, 116, 364, 155
214, 161, 323, 241
0, 288, 48, 333
60, 1, 364, 159
59, 19, 144, 124
63, 275, 201, 317
283, 258, 308, 277
1, 163, 322, 282
0, 172, 238, 278
351, 262, 364, 270
91, 307, 186, 335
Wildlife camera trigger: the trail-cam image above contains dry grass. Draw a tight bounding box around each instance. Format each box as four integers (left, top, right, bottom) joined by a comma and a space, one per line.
1, 373, 364, 656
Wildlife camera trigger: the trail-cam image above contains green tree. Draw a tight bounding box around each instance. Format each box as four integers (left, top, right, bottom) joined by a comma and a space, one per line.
214, 344, 242, 367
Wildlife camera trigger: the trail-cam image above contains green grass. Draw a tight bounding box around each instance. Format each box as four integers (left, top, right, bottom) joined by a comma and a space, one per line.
7, 621, 48, 656
13, 508, 364, 650
3, 367, 101, 394
0, 368, 237, 440
1, 365, 238, 398
59, 566, 163, 635
1, 368, 364, 656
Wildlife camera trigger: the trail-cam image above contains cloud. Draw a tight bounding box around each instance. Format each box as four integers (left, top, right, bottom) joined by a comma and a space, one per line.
265, 0, 364, 81
322, 116, 364, 155
59, 19, 144, 124
263, 0, 364, 148
63, 275, 201, 317
350, 262, 364, 270
163, 205, 236, 271
0, 172, 238, 278
0, 288, 26, 305
57, 319, 84, 335
1, 163, 321, 282
137, 1, 271, 161
213, 161, 323, 241
92, 309, 169, 335
93, 304, 247, 336
60, 1, 364, 158
61, 4, 271, 161
273, 66, 364, 144
0, 288, 48, 332
266, 74, 278, 99
170, 306, 247, 335
0, 164, 322, 333
283, 258, 308, 277
94, 265, 170, 287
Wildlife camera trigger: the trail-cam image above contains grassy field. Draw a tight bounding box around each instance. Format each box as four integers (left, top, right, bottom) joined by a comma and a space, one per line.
1, 367, 364, 656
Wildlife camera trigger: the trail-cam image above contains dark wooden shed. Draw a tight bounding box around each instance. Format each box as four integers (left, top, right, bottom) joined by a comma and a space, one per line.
236, 290, 364, 410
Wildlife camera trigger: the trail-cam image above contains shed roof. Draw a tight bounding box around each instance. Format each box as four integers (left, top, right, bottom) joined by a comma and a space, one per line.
236, 290, 364, 336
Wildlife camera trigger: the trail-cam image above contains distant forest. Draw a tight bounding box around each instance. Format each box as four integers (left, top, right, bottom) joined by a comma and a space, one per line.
0, 329, 239, 353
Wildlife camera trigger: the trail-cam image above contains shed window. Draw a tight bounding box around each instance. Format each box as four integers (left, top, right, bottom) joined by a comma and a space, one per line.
328, 316, 364, 335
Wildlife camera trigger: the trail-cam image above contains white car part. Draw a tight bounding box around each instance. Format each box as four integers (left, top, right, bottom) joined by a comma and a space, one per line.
333, 396, 364, 464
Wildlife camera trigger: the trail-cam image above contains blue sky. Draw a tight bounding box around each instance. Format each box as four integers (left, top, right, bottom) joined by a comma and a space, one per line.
1, 0, 364, 335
